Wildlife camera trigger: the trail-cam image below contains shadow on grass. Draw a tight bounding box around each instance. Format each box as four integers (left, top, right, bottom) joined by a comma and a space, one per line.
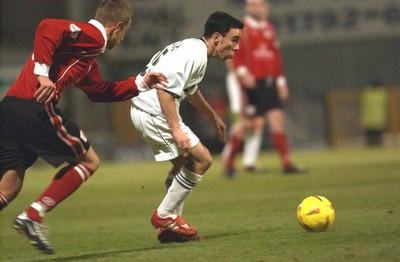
31, 228, 277, 261
30, 245, 180, 262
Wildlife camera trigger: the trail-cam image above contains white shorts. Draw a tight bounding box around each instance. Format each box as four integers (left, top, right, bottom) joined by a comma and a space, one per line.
130, 105, 200, 161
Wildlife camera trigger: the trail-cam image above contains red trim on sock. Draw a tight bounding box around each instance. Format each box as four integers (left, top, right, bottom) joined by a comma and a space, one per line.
271, 132, 292, 169
26, 164, 95, 221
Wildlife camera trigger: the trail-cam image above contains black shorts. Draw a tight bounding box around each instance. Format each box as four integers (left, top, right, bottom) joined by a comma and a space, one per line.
244, 77, 283, 117
0, 96, 90, 172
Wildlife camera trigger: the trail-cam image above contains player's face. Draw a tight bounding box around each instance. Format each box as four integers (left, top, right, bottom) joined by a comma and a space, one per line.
215, 28, 242, 61
107, 19, 132, 49
245, 0, 269, 21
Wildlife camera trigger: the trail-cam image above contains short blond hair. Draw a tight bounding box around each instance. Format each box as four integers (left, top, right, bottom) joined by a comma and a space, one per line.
95, 0, 133, 28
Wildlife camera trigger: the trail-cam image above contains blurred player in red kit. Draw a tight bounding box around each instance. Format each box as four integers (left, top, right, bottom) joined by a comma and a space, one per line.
222, 0, 306, 177
0, 0, 167, 254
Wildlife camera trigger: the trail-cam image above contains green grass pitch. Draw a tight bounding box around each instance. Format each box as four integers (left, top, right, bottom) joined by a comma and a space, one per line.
1, 146, 400, 261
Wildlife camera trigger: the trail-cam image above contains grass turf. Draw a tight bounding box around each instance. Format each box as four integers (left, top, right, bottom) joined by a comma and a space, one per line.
1, 146, 400, 261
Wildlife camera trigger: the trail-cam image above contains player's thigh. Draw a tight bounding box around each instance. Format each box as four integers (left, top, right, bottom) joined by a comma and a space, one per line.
266, 109, 285, 131
131, 107, 199, 161
0, 169, 25, 199
1, 98, 91, 169
26, 105, 91, 168
250, 116, 265, 132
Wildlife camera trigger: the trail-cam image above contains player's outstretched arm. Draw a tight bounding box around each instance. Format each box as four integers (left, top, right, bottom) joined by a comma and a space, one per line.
186, 90, 227, 143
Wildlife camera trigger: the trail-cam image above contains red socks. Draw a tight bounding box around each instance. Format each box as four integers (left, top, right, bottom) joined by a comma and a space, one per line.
26, 164, 94, 222
0, 192, 9, 211
271, 132, 292, 169
224, 134, 243, 170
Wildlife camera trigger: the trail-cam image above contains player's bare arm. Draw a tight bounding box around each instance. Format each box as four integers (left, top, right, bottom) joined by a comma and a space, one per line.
276, 77, 289, 101
34, 76, 58, 103
157, 89, 191, 156
186, 90, 227, 143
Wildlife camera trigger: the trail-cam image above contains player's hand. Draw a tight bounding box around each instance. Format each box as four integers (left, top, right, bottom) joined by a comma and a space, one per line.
212, 115, 227, 143
143, 72, 168, 90
172, 128, 191, 157
34, 76, 58, 103
240, 73, 256, 89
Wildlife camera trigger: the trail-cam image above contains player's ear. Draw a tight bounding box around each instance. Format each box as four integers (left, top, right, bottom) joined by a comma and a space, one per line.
115, 22, 123, 31
212, 32, 221, 45
111, 22, 123, 32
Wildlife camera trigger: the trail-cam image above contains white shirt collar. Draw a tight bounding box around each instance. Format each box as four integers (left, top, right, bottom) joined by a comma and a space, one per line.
244, 15, 268, 29
88, 19, 107, 53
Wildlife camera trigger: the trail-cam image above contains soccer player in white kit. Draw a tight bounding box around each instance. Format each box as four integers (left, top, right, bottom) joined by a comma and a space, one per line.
131, 12, 243, 242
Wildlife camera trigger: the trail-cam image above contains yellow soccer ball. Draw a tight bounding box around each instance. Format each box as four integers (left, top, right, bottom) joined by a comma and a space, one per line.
297, 195, 335, 232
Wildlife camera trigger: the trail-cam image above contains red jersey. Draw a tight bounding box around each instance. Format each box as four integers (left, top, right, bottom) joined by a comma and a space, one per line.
6, 19, 138, 103
232, 16, 284, 80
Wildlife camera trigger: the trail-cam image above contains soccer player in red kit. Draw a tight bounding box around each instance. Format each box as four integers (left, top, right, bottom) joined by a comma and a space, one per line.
222, 0, 306, 177
0, 0, 167, 254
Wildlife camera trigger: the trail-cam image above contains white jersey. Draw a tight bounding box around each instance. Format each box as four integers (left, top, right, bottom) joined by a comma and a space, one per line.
132, 38, 208, 116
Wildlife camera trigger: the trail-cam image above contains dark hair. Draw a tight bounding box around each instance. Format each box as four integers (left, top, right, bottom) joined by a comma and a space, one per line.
203, 11, 244, 39
95, 0, 133, 28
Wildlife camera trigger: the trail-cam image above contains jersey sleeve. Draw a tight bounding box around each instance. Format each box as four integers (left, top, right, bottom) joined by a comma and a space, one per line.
76, 61, 139, 102
33, 19, 80, 76
33, 19, 106, 77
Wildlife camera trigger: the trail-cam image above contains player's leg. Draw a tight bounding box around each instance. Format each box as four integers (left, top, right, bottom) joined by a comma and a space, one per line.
153, 142, 211, 236
165, 156, 187, 216
239, 82, 266, 172
222, 72, 246, 177
157, 156, 205, 243
266, 108, 291, 169
0, 97, 29, 210
24, 146, 100, 222
267, 108, 306, 173
14, 147, 99, 253
13, 102, 96, 253
0, 169, 25, 210
14, 147, 99, 254
222, 120, 244, 177
242, 116, 264, 171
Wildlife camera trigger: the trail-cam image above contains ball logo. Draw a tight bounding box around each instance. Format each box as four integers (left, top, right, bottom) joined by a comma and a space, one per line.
42, 197, 56, 207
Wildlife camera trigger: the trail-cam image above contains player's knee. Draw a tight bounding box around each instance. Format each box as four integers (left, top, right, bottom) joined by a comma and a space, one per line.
200, 154, 213, 173
90, 157, 101, 172
78, 155, 100, 173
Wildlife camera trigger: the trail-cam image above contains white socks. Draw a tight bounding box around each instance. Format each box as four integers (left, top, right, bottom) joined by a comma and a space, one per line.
164, 171, 184, 216
242, 131, 263, 167
158, 166, 202, 218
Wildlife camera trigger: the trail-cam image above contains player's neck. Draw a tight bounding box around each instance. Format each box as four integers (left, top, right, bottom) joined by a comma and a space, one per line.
202, 37, 215, 58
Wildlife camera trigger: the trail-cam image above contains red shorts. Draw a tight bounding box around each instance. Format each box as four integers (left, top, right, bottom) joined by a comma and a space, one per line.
0, 96, 90, 172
